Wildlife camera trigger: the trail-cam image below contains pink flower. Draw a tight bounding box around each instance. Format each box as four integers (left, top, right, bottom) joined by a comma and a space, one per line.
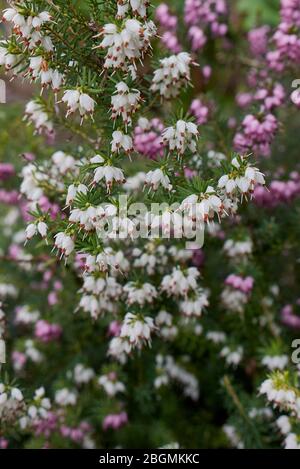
156, 4, 182, 53
234, 113, 278, 157
184, 0, 228, 37
0, 438, 8, 449
43, 270, 53, 283
12, 351, 27, 371
35, 320, 62, 343
134, 118, 165, 159
102, 412, 128, 431
0, 189, 19, 205
192, 249, 205, 268
248, 26, 270, 57
161, 31, 182, 53
254, 83, 285, 111
189, 99, 209, 125
54, 280, 63, 291
8, 244, 22, 260
38, 196, 61, 220
75, 254, 87, 270
22, 153, 35, 162
188, 26, 206, 51
0, 163, 15, 181
156, 4, 178, 30
267, 2, 300, 71
202, 65, 212, 80
70, 429, 84, 443
184, 167, 197, 179
48, 291, 58, 306
60, 425, 71, 437
225, 274, 254, 294
281, 303, 300, 329
33, 412, 58, 438
236, 93, 253, 109
254, 173, 300, 207
108, 321, 122, 337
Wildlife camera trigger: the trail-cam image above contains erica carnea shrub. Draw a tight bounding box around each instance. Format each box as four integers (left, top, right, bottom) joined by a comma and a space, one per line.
0, 0, 300, 449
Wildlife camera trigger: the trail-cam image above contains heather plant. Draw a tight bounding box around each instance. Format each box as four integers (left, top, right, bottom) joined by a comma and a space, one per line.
0, 0, 300, 449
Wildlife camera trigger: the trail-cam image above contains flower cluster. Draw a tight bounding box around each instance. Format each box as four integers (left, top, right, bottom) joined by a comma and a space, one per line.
184, 0, 228, 37
24, 100, 54, 136
134, 118, 165, 159
259, 371, 300, 448
94, 19, 156, 71
234, 113, 278, 158
62, 90, 96, 122
254, 173, 300, 208
267, 0, 300, 71
151, 53, 194, 99
162, 120, 199, 155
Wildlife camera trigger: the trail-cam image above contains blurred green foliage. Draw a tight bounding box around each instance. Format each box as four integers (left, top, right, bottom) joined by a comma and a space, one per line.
236, 0, 279, 28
